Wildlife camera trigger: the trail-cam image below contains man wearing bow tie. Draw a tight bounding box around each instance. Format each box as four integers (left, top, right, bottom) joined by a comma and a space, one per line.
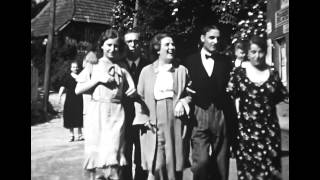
117, 29, 149, 180
184, 25, 233, 180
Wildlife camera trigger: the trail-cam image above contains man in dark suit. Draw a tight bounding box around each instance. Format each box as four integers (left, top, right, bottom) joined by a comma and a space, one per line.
117, 29, 149, 180
184, 25, 235, 180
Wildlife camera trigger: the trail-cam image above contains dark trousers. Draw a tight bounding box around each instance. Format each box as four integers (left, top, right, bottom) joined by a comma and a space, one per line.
122, 99, 148, 180
122, 125, 148, 180
223, 98, 239, 157
191, 104, 229, 180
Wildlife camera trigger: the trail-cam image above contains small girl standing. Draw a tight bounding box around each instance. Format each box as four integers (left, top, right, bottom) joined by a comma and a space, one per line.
76, 29, 136, 180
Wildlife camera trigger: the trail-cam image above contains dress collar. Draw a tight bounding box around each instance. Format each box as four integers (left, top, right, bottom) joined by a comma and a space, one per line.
152, 60, 175, 73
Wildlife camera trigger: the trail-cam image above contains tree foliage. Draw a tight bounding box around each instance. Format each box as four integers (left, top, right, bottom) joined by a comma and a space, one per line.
112, 0, 267, 57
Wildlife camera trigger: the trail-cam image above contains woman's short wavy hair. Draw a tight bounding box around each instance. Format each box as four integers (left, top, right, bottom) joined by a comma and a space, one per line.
96, 28, 124, 58
149, 33, 172, 61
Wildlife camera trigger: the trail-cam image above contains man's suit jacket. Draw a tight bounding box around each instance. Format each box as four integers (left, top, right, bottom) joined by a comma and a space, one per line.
117, 57, 150, 125
184, 51, 231, 110
184, 51, 237, 144
117, 57, 149, 87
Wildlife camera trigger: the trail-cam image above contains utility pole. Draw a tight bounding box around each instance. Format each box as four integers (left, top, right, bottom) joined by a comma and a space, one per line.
133, 0, 139, 28
43, 0, 56, 119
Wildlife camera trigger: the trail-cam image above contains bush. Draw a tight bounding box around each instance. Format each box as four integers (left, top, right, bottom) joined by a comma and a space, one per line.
31, 96, 58, 126
32, 36, 90, 92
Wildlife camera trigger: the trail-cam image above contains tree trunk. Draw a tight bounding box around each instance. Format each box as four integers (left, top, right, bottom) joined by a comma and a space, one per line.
133, 0, 139, 28
43, 0, 56, 119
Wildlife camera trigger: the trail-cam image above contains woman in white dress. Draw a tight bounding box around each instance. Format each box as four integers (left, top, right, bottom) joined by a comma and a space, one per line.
76, 29, 136, 180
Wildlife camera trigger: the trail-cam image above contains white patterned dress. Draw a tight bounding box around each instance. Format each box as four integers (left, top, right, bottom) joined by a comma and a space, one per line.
77, 58, 135, 171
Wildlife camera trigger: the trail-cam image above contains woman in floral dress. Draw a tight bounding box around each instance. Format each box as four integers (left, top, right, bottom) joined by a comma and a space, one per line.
226, 36, 289, 180
75, 29, 136, 180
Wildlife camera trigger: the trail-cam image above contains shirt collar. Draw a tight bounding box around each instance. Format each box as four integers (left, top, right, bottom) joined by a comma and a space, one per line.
126, 57, 140, 67
201, 48, 215, 61
201, 48, 212, 57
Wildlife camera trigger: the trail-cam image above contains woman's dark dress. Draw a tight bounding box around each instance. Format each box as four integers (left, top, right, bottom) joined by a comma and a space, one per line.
62, 73, 83, 128
226, 67, 288, 180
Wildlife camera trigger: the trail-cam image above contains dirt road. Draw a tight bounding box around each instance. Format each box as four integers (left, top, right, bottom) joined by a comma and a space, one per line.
31, 93, 288, 180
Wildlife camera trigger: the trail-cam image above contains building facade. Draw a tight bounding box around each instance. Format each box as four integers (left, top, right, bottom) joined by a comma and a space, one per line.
266, 0, 289, 90
31, 0, 116, 54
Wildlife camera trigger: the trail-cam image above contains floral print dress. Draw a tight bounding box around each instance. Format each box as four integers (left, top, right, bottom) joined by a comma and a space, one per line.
226, 67, 288, 180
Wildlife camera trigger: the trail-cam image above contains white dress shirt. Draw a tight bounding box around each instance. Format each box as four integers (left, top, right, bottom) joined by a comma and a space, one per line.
200, 48, 215, 77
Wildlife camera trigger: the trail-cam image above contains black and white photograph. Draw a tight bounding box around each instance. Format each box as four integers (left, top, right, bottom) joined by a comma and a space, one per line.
31, 0, 289, 180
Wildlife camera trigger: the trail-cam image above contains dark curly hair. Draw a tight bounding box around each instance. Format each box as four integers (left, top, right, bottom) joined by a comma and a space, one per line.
248, 35, 267, 53
201, 24, 220, 35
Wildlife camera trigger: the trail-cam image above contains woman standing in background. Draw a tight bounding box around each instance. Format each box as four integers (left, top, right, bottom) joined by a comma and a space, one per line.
58, 61, 84, 142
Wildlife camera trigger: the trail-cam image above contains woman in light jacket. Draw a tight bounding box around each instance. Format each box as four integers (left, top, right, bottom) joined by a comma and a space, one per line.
133, 33, 193, 180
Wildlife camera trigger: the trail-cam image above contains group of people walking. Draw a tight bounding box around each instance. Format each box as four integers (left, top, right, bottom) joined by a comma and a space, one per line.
58, 24, 289, 180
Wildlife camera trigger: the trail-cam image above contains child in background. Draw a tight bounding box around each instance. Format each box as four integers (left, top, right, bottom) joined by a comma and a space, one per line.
233, 40, 249, 68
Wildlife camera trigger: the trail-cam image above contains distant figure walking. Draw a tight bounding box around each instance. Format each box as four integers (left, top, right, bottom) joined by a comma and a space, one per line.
58, 61, 84, 142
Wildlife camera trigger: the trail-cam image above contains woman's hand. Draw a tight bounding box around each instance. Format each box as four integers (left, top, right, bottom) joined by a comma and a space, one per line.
119, 156, 127, 166
182, 124, 187, 139
58, 96, 62, 104
174, 101, 185, 117
98, 74, 115, 84
125, 87, 136, 97
144, 121, 156, 133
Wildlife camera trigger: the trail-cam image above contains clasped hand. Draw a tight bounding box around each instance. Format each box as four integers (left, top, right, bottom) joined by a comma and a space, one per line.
144, 121, 156, 133
174, 101, 185, 117
98, 74, 115, 84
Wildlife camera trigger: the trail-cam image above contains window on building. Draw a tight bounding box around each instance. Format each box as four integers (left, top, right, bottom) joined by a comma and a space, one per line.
266, 39, 273, 66
276, 38, 288, 88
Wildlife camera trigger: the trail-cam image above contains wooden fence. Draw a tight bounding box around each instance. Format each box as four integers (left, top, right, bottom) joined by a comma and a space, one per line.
31, 63, 39, 102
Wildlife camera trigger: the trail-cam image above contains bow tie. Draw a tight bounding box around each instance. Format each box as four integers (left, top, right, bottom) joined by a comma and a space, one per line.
205, 54, 216, 60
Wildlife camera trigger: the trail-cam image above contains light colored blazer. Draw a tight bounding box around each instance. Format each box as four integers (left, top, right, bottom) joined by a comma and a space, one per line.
133, 60, 192, 171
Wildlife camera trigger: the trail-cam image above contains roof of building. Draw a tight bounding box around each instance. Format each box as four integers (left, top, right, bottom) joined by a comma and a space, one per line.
31, 0, 116, 37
